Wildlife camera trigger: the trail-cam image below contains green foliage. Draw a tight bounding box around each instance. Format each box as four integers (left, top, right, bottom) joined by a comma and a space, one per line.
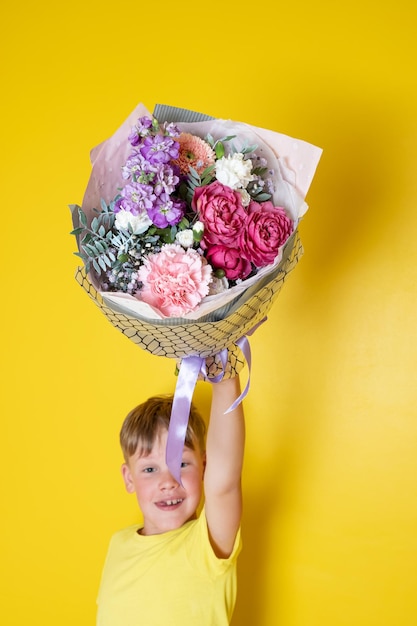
185, 164, 216, 203
205, 133, 236, 162
70, 204, 125, 276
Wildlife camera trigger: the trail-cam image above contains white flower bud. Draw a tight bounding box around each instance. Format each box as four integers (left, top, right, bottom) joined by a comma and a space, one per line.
208, 276, 229, 295
175, 229, 194, 248
238, 188, 251, 207
193, 220, 204, 234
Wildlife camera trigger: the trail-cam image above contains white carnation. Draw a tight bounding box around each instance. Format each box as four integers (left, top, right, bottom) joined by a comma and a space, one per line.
115, 209, 152, 234
215, 153, 254, 190
175, 229, 194, 248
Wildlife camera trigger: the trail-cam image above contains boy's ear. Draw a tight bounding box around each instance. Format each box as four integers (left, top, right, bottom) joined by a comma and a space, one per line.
121, 463, 135, 494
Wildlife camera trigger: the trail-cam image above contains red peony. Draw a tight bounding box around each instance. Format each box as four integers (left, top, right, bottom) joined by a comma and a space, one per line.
206, 245, 252, 281
192, 181, 248, 248
239, 201, 293, 267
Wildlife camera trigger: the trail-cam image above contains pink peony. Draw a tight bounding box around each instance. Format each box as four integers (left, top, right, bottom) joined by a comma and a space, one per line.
239, 201, 293, 267
192, 181, 248, 248
137, 244, 212, 317
206, 245, 252, 281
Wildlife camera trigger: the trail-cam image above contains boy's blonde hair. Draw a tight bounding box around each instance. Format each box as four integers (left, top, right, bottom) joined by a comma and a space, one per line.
120, 395, 206, 462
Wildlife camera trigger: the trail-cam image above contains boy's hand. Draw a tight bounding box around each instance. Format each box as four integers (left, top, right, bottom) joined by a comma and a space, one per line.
200, 344, 246, 381
175, 343, 246, 382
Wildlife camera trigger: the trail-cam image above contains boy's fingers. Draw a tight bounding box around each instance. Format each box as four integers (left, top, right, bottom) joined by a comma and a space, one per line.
175, 344, 246, 381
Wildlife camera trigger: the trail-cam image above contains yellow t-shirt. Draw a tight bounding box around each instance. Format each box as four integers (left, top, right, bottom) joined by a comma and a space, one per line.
96, 508, 241, 626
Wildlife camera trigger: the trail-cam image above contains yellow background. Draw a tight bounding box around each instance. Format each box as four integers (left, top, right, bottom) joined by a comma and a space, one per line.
1, 1, 416, 624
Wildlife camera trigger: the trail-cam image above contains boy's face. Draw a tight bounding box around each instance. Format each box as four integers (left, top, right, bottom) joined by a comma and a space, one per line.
121, 428, 205, 535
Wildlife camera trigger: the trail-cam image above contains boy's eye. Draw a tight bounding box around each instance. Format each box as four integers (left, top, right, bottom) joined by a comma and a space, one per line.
181, 461, 189, 469
143, 467, 156, 473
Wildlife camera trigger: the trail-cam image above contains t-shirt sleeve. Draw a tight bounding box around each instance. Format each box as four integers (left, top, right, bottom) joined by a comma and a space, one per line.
185, 507, 242, 578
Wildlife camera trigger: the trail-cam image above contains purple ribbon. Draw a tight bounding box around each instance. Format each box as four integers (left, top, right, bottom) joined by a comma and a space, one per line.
165, 319, 266, 484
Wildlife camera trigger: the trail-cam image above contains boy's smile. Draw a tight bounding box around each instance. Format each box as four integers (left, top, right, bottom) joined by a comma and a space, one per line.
155, 498, 184, 510
122, 428, 205, 535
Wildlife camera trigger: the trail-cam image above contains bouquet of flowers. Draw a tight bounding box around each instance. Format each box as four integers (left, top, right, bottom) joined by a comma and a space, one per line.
71, 103, 322, 480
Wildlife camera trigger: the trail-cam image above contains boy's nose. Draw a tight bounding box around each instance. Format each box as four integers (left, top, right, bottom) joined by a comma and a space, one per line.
160, 469, 179, 489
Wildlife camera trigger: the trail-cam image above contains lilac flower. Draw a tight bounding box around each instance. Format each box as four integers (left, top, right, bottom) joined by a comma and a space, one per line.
163, 122, 181, 138
122, 151, 147, 180
139, 135, 180, 165
114, 182, 156, 216
122, 150, 159, 183
147, 193, 185, 228
128, 116, 154, 146
153, 164, 180, 196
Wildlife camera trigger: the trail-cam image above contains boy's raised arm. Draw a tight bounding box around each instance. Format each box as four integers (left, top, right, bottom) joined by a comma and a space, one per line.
204, 375, 245, 558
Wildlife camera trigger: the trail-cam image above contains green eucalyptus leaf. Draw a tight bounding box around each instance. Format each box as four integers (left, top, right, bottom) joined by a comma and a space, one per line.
188, 166, 200, 181
240, 142, 258, 154
95, 241, 107, 253
215, 143, 225, 159
201, 174, 215, 186
254, 192, 272, 202
178, 216, 190, 229
252, 167, 268, 176
70, 227, 85, 236
92, 258, 101, 274
91, 217, 99, 233
103, 214, 114, 229
84, 243, 98, 257
201, 164, 215, 177
81, 231, 93, 243
78, 209, 87, 228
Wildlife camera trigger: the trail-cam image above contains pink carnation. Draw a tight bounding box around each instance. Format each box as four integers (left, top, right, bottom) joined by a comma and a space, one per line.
192, 181, 248, 248
137, 244, 212, 317
239, 201, 293, 267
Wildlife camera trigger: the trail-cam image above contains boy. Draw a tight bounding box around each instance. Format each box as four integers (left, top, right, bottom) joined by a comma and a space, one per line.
96, 373, 245, 625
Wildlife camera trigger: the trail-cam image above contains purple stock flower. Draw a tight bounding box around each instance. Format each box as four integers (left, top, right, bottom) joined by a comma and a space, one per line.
115, 182, 156, 215
163, 122, 181, 138
128, 116, 154, 146
122, 150, 159, 182
139, 134, 180, 165
148, 193, 185, 228
153, 164, 180, 196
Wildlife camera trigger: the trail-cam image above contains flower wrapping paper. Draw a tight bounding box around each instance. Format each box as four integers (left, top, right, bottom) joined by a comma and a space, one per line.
72, 103, 322, 360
